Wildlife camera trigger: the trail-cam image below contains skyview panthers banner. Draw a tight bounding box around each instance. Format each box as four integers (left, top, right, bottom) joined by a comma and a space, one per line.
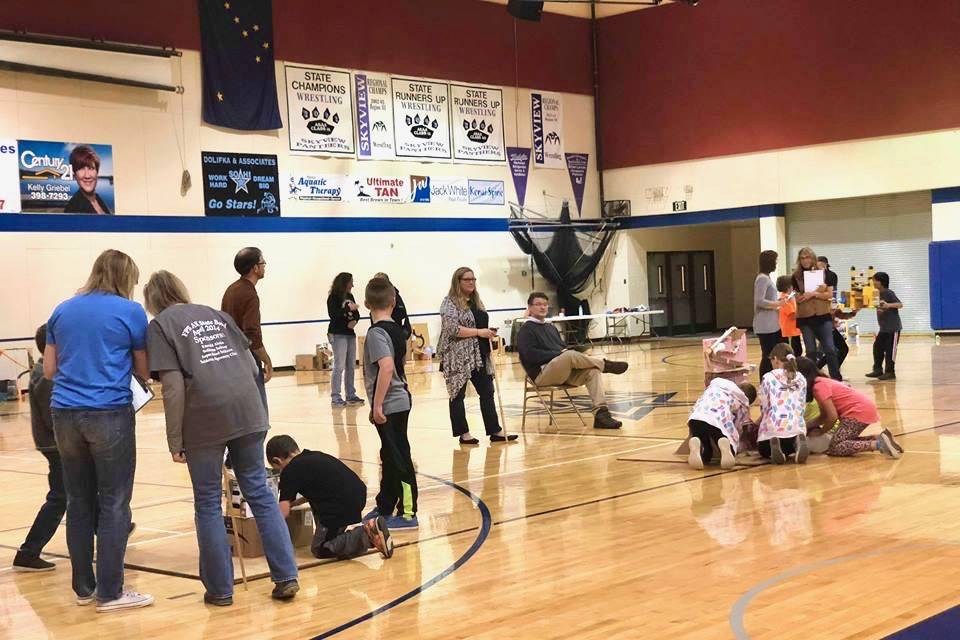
531, 91, 564, 169
391, 77, 451, 160
284, 65, 355, 156
451, 84, 505, 163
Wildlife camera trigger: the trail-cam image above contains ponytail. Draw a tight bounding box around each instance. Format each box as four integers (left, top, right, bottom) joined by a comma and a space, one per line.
769, 342, 798, 381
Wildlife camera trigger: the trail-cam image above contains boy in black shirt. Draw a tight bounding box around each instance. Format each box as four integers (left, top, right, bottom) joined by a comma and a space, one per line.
266, 435, 393, 560
866, 272, 903, 381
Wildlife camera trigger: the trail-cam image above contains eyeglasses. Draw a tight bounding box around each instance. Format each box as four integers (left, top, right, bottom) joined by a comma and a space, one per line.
257, 261, 267, 266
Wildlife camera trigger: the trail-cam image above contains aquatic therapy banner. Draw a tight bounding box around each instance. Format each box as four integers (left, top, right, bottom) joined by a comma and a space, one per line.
0, 139, 20, 213
285, 65, 355, 156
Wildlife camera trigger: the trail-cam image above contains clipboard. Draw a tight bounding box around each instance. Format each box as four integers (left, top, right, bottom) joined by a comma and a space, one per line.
803, 269, 825, 292
130, 375, 154, 413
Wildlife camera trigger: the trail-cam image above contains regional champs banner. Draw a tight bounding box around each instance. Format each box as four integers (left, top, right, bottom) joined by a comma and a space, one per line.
531, 91, 564, 169
355, 72, 395, 161
391, 77, 451, 160
451, 84, 505, 163
285, 65, 355, 156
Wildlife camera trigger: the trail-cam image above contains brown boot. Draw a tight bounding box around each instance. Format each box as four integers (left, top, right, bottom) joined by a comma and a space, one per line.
593, 407, 622, 429
602, 359, 629, 374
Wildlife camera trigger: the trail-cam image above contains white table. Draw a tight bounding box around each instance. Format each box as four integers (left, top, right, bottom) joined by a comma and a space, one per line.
544, 310, 664, 344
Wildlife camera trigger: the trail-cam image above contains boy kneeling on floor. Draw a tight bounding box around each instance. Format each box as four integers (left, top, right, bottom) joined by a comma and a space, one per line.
267, 435, 393, 560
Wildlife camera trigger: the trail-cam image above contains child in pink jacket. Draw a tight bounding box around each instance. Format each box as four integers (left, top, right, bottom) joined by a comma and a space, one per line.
687, 378, 757, 469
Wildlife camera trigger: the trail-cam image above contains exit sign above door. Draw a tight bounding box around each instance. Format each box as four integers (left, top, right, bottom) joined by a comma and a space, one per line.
672, 201, 687, 212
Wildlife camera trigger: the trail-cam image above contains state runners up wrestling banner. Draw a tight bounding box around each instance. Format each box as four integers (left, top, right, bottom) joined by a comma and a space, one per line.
285, 65, 355, 155
391, 77, 451, 160
451, 84, 505, 163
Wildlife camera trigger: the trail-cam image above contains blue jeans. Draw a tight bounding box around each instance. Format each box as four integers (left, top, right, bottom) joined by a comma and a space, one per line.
185, 431, 297, 597
53, 406, 136, 602
800, 317, 842, 380
329, 333, 357, 401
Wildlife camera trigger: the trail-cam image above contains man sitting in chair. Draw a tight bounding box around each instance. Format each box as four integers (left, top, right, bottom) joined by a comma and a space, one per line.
516, 292, 629, 429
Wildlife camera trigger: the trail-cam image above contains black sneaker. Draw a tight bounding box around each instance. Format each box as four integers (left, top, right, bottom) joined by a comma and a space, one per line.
602, 359, 629, 375
593, 408, 622, 429
878, 372, 896, 381
271, 579, 299, 600
12, 554, 56, 572
204, 593, 233, 606
865, 370, 883, 378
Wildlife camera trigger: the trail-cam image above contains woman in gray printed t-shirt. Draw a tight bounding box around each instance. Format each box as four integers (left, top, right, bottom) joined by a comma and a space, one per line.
144, 270, 299, 606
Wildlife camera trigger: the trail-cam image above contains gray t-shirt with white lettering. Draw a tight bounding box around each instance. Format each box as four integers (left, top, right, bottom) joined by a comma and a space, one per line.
148, 303, 267, 450
363, 323, 411, 415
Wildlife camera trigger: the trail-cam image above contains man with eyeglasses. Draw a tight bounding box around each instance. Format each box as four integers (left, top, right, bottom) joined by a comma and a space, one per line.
222, 247, 273, 413
517, 292, 629, 429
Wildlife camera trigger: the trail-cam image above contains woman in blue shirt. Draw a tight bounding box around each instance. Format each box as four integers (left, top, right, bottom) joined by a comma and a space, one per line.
44, 249, 153, 613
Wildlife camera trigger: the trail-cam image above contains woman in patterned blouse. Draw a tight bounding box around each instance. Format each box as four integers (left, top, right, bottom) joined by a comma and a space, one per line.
437, 267, 516, 445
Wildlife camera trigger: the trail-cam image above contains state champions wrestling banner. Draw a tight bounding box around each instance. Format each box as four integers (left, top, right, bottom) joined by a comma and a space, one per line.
531, 91, 564, 169
355, 72, 395, 161
450, 84, 505, 163
391, 77, 451, 160
284, 65, 355, 156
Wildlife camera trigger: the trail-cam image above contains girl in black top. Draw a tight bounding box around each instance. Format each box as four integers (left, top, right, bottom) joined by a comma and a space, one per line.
327, 272, 364, 406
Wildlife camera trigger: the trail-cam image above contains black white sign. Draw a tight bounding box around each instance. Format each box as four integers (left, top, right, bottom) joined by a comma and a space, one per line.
202, 151, 280, 216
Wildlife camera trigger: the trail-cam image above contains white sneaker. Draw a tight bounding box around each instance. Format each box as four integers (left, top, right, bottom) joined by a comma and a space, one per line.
717, 437, 735, 469
96, 590, 155, 613
76, 594, 95, 606
687, 436, 704, 469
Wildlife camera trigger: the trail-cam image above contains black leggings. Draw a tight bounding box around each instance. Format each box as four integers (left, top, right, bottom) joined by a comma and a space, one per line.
449, 369, 500, 437
758, 437, 798, 459
689, 419, 721, 463
757, 330, 783, 379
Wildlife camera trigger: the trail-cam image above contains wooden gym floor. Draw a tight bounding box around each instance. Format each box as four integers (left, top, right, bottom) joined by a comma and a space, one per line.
1, 336, 959, 639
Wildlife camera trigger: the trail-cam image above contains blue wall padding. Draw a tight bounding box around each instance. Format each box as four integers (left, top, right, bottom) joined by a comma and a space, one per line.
929, 241, 960, 330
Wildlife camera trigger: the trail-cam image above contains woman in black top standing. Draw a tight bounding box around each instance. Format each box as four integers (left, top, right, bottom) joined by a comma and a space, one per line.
327, 273, 364, 407
374, 272, 412, 339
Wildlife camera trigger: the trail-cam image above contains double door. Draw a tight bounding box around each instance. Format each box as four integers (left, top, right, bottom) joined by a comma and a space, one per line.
647, 251, 716, 335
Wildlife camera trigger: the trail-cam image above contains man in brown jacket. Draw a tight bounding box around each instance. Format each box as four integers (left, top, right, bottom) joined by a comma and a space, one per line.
222, 247, 273, 412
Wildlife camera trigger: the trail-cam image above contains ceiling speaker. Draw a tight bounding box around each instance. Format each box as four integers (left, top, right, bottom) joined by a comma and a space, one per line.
507, 0, 543, 22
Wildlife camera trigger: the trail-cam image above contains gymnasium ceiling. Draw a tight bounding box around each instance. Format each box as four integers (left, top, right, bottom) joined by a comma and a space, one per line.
479, 0, 663, 19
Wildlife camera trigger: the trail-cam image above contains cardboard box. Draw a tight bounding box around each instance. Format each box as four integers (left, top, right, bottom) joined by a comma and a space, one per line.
315, 344, 333, 370
287, 505, 315, 548
225, 515, 265, 558
295, 354, 317, 371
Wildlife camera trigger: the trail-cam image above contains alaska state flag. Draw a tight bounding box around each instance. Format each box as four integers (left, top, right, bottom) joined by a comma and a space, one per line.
199, 0, 282, 130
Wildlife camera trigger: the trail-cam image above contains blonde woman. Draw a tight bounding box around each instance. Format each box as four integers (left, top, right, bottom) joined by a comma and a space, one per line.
438, 267, 516, 444
44, 250, 152, 612
791, 247, 841, 380
144, 271, 299, 605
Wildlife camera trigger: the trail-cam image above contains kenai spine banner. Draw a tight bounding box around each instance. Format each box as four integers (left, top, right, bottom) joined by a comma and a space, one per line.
285, 65, 355, 156
531, 91, 564, 169
391, 77, 451, 160
451, 84, 505, 163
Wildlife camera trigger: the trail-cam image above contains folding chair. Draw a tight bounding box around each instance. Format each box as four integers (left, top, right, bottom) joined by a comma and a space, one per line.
521, 376, 587, 429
